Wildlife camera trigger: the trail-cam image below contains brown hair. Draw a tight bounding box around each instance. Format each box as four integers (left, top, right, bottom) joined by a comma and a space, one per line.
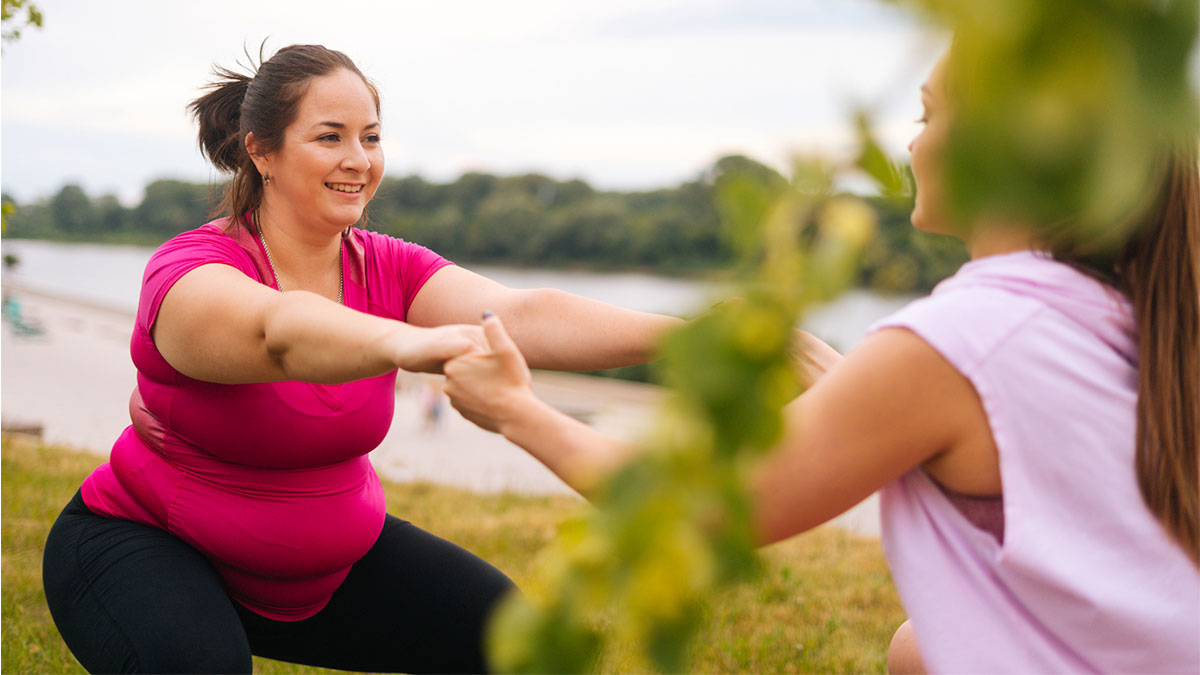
1059, 143, 1199, 565
188, 44, 380, 230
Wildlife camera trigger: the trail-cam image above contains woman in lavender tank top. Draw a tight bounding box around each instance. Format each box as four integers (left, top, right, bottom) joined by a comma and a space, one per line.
443, 50, 1200, 673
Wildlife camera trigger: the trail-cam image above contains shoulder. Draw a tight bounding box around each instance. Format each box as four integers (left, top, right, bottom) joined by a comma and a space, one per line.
349, 227, 453, 278
135, 218, 259, 336
140, 218, 258, 306
149, 219, 255, 272
872, 251, 1133, 377
351, 228, 446, 261
873, 286, 1043, 379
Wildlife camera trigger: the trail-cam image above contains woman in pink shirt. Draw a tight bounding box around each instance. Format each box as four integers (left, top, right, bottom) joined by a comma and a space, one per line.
442, 52, 1200, 672
41, 44, 680, 674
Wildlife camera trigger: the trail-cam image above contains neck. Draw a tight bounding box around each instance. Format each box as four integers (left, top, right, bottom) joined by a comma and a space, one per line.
256, 205, 344, 268
965, 221, 1041, 260
254, 206, 345, 301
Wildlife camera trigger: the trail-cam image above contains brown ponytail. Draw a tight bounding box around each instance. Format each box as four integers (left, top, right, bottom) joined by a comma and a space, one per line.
189, 66, 258, 230
1119, 145, 1200, 565
187, 44, 380, 231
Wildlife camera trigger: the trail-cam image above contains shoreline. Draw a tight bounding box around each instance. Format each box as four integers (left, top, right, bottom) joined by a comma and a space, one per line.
0, 285, 879, 536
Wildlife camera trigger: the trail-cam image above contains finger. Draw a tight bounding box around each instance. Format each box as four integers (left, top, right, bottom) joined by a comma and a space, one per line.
480, 311, 519, 355
442, 353, 467, 378
441, 336, 481, 360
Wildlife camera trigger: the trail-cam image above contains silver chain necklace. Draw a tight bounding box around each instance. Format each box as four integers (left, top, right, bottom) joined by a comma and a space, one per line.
254, 211, 343, 305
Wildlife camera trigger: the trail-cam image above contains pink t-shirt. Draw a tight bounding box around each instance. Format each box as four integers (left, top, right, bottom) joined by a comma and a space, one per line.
873, 251, 1200, 673
81, 219, 452, 620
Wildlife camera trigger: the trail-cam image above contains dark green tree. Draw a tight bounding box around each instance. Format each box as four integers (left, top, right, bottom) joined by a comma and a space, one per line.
134, 180, 214, 238
50, 184, 94, 235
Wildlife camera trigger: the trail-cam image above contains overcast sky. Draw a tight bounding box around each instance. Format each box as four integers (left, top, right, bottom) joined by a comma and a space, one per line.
1, 0, 946, 205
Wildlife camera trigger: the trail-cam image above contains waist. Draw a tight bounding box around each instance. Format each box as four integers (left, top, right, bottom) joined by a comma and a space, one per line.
86, 427, 386, 578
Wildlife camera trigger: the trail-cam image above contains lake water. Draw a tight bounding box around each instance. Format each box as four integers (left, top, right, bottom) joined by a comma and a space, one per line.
0, 238, 917, 351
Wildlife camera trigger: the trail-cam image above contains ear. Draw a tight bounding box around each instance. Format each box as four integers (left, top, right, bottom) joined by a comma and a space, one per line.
245, 131, 270, 176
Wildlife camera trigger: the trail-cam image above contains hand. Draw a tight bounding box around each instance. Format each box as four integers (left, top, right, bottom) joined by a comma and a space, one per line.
710, 298, 843, 388
393, 324, 488, 374
792, 329, 843, 388
443, 313, 535, 433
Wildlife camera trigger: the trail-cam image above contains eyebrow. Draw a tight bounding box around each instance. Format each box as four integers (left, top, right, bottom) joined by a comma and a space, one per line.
313, 121, 380, 130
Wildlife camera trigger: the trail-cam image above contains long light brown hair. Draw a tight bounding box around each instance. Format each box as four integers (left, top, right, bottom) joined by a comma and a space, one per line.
1060, 144, 1199, 565
1122, 146, 1198, 565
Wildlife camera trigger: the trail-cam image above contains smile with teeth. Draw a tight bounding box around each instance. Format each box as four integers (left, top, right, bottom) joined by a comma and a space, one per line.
326, 183, 364, 193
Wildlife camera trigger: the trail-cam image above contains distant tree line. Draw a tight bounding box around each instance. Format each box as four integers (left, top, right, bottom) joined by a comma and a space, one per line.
1, 154, 965, 293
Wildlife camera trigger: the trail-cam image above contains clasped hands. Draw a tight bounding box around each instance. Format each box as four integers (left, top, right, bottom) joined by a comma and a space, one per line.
437, 309, 844, 438
441, 312, 535, 434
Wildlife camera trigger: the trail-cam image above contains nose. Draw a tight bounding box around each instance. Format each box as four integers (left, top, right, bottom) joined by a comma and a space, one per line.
907, 137, 915, 154
341, 139, 371, 173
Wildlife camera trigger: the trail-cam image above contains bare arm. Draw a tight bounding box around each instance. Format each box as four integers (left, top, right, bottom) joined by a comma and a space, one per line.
442, 315, 637, 497
444, 316, 993, 544
154, 264, 486, 384
407, 265, 681, 371
792, 329, 844, 388
749, 328, 983, 543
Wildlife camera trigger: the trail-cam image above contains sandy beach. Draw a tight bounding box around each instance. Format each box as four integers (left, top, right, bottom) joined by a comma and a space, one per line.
1, 285, 879, 536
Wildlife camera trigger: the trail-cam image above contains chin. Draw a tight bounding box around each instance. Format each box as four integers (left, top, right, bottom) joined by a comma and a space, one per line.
327, 209, 366, 229
909, 203, 942, 234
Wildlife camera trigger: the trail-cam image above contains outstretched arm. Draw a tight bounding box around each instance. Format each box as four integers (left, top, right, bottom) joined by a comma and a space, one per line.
442, 313, 636, 496
407, 265, 681, 372
792, 329, 843, 388
154, 264, 487, 385
444, 315, 988, 545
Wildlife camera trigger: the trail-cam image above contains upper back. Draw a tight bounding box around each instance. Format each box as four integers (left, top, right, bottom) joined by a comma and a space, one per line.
875, 251, 1199, 672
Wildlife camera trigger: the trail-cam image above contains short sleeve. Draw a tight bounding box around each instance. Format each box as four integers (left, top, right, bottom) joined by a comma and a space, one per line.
137, 223, 258, 335
869, 287, 1043, 379
354, 229, 453, 320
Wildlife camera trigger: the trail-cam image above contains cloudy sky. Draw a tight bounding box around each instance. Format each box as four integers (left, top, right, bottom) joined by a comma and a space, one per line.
1, 0, 944, 205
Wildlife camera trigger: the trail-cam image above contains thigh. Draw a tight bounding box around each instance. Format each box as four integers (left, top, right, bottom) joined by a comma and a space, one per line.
42, 492, 251, 674
239, 514, 518, 674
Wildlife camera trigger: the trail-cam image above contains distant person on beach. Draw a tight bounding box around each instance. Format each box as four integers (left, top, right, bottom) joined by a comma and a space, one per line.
442, 51, 1200, 673
40, 44, 680, 674
422, 379, 445, 433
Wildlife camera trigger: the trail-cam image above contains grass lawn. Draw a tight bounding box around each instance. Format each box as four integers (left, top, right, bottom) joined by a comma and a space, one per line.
2, 435, 904, 673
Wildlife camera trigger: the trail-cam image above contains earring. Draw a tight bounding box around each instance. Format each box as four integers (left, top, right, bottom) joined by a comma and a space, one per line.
263, 171, 271, 186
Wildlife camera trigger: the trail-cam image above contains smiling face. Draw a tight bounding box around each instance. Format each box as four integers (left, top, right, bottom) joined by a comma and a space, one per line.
252, 68, 384, 235
908, 56, 951, 234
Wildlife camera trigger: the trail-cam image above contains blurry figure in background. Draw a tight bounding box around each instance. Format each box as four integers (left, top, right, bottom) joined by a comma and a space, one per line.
422, 379, 445, 433
1, 253, 17, 326
39, 44, 680, 674
1, 253, 45, 337
443, 51, 1199, 673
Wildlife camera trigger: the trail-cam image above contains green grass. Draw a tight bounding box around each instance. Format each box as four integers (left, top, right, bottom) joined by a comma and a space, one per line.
2, 436, 903, 673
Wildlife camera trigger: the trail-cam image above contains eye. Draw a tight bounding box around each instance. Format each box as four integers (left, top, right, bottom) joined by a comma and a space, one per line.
364, 133, 381, 144
318, 133, 340, 142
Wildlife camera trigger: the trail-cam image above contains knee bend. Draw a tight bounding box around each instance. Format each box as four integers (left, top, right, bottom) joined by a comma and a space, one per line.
887, 619, 926, 675
134, 635, 252, 675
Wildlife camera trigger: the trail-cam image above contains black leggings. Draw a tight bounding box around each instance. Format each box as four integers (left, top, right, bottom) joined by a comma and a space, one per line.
42, 491, 517, 674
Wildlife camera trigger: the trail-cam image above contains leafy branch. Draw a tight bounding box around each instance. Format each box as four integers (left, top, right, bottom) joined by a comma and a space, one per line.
485, 127, 900, 673
1, 0, 42, 44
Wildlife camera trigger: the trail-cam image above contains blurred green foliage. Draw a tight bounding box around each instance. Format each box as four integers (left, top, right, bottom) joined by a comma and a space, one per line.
486, 130, 897, 672
895, 0, 1198, 249
1, 0, 42, 43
